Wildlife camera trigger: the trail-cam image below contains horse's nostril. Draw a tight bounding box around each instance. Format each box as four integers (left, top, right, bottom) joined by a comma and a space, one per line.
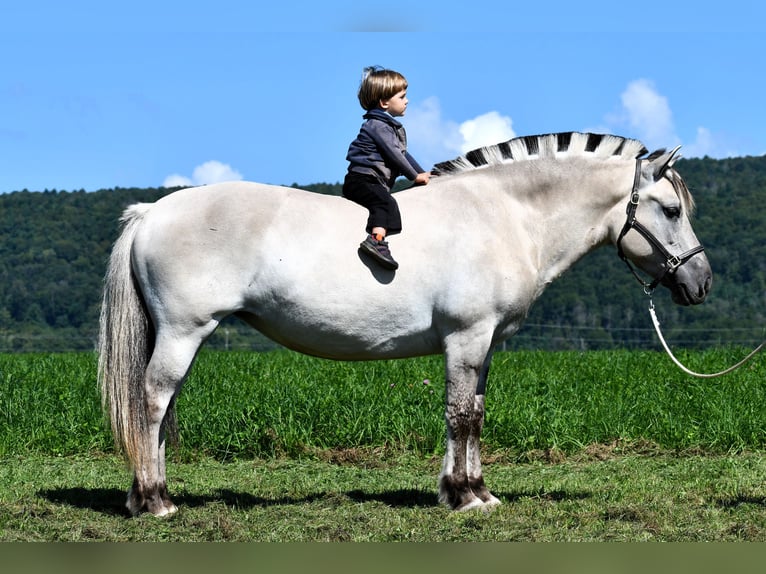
697, 276, 712, 300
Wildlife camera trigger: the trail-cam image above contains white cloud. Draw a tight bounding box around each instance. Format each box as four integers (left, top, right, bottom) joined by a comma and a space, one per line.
405, 97, 515, 169
162, 173, 194, 188
458, 111, 515, 154
681, 126, 715, 158
600, 79, 733, 158
620, 79, 677, 146
404, 96, 462, 165
163, 160, 243, 188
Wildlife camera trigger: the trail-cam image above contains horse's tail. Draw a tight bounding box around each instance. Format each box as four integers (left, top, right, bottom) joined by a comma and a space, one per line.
97, 203, 158, 466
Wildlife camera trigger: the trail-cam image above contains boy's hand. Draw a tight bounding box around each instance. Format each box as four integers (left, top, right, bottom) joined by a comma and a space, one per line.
414, 172, 431, 185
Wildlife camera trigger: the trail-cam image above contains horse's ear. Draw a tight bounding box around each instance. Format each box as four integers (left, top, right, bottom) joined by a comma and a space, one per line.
646, 145, 683, 181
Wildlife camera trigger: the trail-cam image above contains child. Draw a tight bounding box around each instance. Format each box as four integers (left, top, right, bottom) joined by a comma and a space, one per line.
343, 66, 430, 270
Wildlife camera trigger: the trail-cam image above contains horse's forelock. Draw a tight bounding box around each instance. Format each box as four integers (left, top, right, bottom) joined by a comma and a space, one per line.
667, 168, 696, 216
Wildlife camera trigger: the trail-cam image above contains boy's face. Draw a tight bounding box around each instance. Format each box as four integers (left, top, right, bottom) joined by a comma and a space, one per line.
380, 89, 408, 117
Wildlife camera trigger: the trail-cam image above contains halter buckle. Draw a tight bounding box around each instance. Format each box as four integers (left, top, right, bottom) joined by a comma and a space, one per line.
667, 255, 682, 271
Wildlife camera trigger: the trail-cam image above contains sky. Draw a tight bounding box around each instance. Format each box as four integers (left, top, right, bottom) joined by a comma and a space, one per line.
1, 1, 764, 194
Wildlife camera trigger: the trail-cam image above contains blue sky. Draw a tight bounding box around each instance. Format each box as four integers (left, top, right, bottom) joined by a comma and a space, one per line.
1, 1, 764, 193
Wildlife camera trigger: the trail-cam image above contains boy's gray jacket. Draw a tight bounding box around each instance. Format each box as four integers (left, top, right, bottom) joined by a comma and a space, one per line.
346, 109, 425, 188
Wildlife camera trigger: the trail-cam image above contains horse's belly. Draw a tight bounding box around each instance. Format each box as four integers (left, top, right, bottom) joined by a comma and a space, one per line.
235, 305, 442, 361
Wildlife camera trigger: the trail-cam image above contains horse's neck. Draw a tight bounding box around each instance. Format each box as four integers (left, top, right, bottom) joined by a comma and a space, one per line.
515, 159, 630, 286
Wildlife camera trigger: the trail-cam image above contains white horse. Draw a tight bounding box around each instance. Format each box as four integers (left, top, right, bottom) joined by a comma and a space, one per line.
98, 132, 712, 516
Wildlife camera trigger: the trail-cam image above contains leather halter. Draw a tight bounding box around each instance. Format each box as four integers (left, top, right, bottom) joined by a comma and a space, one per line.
616, 159, 705, 294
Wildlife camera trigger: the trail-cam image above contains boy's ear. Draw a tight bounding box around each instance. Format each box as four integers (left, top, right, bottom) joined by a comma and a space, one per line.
378, 98, 389, 110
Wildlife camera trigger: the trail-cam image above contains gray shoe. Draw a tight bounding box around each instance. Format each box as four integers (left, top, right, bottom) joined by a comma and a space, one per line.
359, 234, 399, 270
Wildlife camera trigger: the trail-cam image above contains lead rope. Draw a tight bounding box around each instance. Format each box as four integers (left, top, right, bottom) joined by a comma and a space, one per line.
648, 298, 765, 378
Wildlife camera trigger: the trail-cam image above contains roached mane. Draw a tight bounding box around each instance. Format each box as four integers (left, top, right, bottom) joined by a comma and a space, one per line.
431, 132, 649, 176
430, 131, 695, 214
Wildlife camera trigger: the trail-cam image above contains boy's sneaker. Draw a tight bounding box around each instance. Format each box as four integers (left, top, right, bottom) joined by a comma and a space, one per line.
359, 234, 399, 270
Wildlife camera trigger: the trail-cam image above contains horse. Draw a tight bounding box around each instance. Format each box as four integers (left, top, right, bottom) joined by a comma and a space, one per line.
98, 132, 712, 516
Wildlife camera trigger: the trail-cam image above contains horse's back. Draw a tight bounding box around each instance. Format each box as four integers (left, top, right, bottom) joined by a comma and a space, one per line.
134, 182, 358, 261
133, 181, 356, 293
127, 183, 442, 356
143, 181, 354, 235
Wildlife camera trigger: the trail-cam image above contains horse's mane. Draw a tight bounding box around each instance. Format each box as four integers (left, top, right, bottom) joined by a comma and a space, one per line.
431, 131, 694, 212
432, 132, 648, 176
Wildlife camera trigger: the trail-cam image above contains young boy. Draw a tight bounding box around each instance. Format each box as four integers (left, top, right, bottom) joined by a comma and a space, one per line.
343, 66, 430, 270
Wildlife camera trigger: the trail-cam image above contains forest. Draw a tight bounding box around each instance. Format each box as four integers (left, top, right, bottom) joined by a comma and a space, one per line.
1, 154, 765, 352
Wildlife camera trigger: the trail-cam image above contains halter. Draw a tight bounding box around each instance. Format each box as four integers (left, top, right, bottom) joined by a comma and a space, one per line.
617, 159, 764, 378
616, 159, 705, 294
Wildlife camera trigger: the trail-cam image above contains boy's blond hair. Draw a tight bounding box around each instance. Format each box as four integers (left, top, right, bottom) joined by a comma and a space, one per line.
357, 66, 408, 111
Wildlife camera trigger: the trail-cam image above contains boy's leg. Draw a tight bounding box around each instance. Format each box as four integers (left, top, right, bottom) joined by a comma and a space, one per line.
342, 173, 402, 235
343, 173, 402, 269
371, 226, 386, 240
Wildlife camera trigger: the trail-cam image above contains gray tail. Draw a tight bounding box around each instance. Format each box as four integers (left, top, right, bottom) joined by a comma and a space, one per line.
97, 204, 166, 467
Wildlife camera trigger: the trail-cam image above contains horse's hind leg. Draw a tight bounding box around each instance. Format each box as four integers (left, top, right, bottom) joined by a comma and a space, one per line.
127, 330, 207, 517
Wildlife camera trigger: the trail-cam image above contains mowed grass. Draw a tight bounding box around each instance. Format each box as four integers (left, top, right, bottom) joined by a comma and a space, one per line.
1, 349, 766, 541
2, 450, 766, 541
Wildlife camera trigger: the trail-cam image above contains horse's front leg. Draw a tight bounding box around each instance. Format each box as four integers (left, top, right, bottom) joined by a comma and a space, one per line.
466, 353, 501, 507
467, 394, 501, 506
438, 341, 492, 511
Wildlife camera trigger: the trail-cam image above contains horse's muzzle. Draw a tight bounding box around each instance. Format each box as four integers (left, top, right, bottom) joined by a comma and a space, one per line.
662, 256, 712, 306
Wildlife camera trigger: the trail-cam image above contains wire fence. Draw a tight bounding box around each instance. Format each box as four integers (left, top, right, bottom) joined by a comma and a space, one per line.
2, 322, 765, 354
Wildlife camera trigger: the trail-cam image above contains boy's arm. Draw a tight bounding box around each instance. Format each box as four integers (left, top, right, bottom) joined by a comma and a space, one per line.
367, 122, 422, 180
404, 151, 425, 175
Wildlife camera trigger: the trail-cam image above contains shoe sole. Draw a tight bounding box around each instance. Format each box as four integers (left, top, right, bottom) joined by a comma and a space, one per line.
358, 242, 399, 270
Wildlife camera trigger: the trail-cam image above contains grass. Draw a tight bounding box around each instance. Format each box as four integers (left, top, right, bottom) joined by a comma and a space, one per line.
1, 349, 765, 458
1, 448, 765, 541
1, 348, 765, 541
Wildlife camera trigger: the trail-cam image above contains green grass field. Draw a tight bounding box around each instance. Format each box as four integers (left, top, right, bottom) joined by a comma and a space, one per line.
2, 349, 765, 458
1, 349, 765, 541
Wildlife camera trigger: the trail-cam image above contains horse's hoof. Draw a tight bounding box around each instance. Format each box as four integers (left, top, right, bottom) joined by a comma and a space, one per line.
455, 497, 486, 512
125, 493, 141, 517
125, 491, 178, 517
149, 499, 179, 517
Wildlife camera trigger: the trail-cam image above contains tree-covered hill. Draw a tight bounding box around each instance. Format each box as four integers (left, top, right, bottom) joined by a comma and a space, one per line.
1, 156, 765, 352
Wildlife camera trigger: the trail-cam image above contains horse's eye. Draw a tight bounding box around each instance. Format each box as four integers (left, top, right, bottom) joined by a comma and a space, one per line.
663, 206, 681, 219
